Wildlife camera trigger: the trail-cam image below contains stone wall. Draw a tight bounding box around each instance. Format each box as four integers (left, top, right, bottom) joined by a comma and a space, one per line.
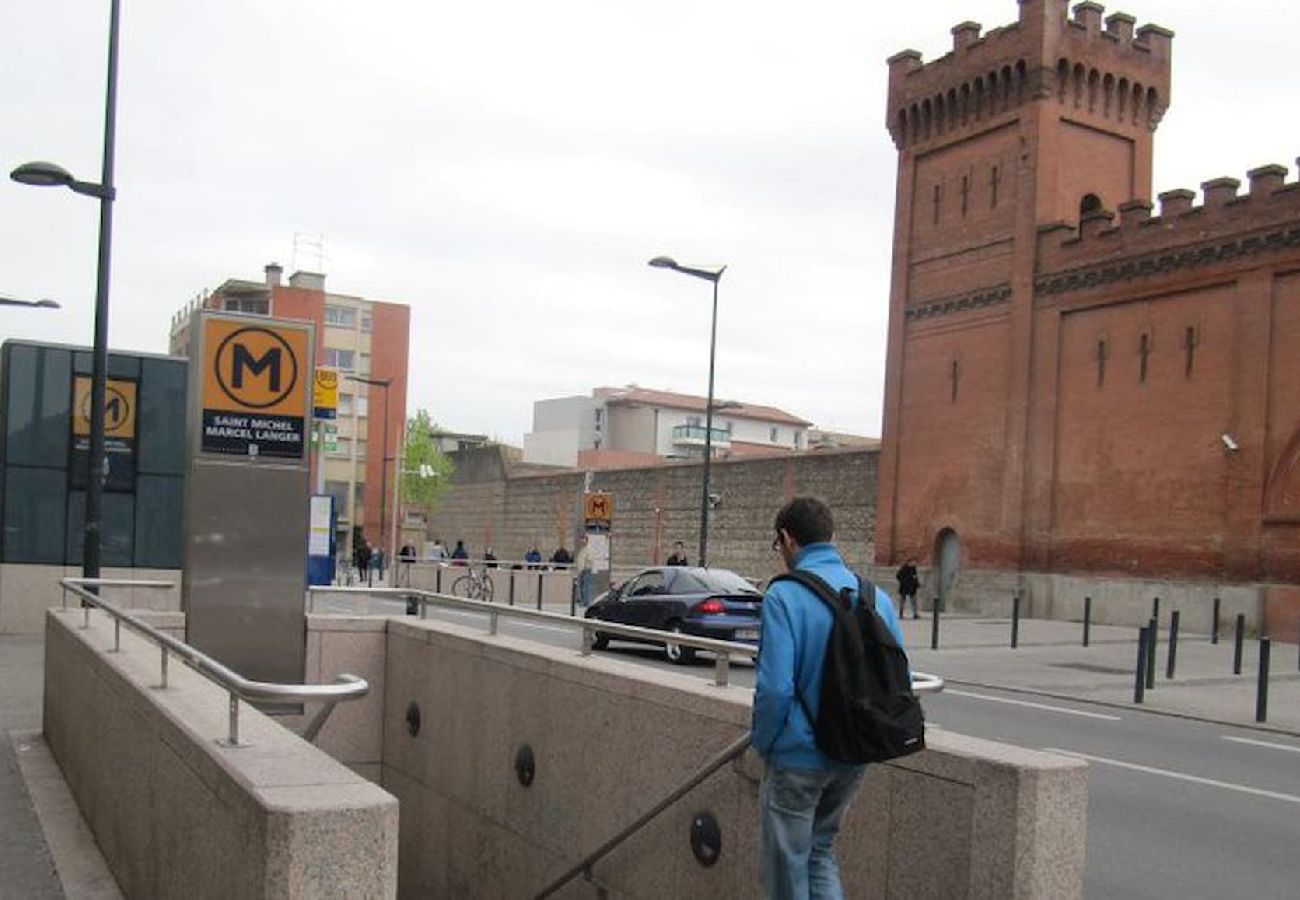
426, 447, 877, 580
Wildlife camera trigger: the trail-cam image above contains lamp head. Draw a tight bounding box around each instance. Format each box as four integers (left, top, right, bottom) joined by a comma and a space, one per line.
35, 299, 60, 308
648, 256, 678, 270
10, 161, 75, 188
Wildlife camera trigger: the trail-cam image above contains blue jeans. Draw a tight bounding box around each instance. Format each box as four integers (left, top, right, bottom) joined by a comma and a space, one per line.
760, 763, 866, 900
577, 571, 593, 607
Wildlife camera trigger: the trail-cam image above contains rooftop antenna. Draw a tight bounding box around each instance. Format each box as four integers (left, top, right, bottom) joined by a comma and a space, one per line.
291, 231, 326, 273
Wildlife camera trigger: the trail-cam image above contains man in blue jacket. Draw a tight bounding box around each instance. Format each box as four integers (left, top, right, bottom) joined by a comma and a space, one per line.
751, 496, 906, 899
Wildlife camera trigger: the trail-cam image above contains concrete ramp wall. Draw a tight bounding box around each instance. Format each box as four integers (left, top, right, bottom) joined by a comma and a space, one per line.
43, 609, 398, 899
377, 617, 1088, 898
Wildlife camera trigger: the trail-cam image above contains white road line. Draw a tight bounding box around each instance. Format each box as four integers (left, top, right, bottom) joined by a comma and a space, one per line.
1222, 735, 1300, 755
1045, 748, 1300, 806
945, 689, 1122, 721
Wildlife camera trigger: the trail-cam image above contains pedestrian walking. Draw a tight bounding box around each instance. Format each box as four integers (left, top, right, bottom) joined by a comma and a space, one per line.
752, 496, 907, 899
573, 535, 595, 608
665, 541, 689, 566
896, 558, 920, 619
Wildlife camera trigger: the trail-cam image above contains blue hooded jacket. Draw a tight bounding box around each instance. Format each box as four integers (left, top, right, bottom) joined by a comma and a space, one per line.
751, 543, 907, 771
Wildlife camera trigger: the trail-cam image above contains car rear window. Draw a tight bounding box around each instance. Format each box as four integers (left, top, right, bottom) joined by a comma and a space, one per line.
674, 570, 761, 595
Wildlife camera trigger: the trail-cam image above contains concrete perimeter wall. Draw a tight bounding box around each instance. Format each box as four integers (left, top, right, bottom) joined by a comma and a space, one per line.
43, 609, 398, 899
427, 447, 877, 580
369, 616, 1085, 898
0, 565, 180, 634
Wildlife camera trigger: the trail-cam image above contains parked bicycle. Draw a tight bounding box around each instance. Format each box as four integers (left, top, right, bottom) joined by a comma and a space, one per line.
450, 566, 495, 602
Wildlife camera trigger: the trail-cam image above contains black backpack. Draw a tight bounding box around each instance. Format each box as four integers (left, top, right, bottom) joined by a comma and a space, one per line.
769, 570, 925, 764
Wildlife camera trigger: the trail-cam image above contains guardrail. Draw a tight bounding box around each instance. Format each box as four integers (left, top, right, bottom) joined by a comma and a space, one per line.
307, 586, 945, 694
60, 578, 370, 746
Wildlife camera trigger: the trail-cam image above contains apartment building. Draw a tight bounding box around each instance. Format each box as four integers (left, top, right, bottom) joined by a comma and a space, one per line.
169, 264, 410, 554
523, 386, 812, 469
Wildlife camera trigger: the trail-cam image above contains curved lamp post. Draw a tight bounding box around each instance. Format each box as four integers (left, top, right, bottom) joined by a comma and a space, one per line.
0, 293, 61, 309
648, 255, 727, 567
10, 0, 121, 581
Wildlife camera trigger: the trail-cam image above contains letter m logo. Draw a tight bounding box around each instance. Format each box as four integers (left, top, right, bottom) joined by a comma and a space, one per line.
232, 345, 281, 393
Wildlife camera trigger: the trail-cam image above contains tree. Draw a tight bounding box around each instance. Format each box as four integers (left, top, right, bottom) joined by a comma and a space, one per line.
401, 409, 455, 513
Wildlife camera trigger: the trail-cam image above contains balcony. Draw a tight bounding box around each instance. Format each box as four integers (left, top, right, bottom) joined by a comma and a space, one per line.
671, 424, 731, 449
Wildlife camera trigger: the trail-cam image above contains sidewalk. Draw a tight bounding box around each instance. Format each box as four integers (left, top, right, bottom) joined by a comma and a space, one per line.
897, 613, 1300, 735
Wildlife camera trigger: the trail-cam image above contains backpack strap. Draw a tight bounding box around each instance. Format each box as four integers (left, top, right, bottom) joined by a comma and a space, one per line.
769, 570, 865, 730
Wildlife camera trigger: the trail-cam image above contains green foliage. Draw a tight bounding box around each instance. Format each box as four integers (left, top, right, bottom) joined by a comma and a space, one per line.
401, 409, 455, 512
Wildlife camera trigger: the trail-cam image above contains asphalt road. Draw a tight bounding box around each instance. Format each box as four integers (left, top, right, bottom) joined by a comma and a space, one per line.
317, 598, 1300, 899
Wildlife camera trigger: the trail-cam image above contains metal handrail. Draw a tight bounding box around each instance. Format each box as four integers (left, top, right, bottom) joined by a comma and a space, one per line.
535, 669, 945, 898
60, 578, 370, 746
308, 586, 946, 693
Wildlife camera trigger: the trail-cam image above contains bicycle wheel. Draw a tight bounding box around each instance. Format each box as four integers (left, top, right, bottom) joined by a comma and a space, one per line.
478, 575, 494, 602
450, 575, 474, 598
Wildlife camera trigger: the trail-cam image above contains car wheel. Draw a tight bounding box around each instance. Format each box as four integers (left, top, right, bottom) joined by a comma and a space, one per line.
664, 622, 695, 665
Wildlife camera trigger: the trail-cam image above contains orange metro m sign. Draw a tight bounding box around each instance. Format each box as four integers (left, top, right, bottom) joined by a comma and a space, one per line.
201, 318, 311, 458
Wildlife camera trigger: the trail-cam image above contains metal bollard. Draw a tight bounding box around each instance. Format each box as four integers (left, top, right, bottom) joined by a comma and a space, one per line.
1152, 596, 1160, 626
1145, 618, 1157, 690
1134, 626, 1148, 704
436, 567, 442, 594
1256, 637, 1271, 723
931, 598, 941, 650
1233, 614, 1245, 675
508, 573, 515, 607
1211, 597, 1220, 645
1011, 592, 1021, 649
1083, 596, 1091, 647
537, 572, 544, 612
1166, 610, 1180, 680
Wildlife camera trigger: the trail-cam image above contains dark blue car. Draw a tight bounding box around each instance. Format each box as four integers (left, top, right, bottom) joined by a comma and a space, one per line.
584, 567, 762, 664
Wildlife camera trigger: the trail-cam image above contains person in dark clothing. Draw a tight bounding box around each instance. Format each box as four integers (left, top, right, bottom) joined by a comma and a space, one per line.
483, 547, 498, 568
665, 541, 689, 566
525, 547, 542, 570
551, 545, 573, 566
354, 538, 372, 586
451, 540, 469, 566
896, 558, 920, 619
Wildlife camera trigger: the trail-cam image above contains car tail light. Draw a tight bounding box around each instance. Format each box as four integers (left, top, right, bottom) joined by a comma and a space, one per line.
695, 598, 726, 615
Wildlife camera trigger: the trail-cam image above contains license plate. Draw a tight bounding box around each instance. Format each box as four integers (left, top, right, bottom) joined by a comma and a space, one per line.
734, 628, 760, 641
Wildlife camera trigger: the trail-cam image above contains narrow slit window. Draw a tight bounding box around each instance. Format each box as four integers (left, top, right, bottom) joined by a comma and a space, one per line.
949, 359, 961, 403
1096, 339, 1109, 387
961, 175, 970, 216
990, 165, 1000, 208
1138, 333, 1151, 384
933, 184, 942, 225
1183, 326, 1198, 378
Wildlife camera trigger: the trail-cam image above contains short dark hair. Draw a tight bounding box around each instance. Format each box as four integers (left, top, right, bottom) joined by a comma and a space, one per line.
774, 496, 834, 547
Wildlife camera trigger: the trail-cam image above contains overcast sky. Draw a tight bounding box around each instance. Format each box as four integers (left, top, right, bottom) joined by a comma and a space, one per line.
2, 1, 1295, 444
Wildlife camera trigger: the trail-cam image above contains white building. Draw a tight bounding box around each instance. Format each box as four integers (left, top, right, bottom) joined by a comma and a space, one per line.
522, 386, 812, 469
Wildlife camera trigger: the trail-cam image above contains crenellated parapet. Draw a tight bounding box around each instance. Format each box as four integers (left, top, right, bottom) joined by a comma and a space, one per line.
887, 1, 1172, 149
1034, 161, 1300, 296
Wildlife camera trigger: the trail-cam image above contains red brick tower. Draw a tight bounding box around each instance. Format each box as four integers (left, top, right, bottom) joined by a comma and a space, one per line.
876, 1, 1173, 571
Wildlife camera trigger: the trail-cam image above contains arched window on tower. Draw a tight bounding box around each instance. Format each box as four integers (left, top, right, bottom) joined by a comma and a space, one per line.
1080, 193, 1103, 217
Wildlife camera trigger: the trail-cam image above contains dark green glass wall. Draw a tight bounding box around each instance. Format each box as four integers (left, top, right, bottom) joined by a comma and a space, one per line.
0, 341, 187, 567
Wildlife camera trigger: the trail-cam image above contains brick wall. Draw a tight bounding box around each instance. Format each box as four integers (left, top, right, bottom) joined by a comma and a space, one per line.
425, 448, 877, 580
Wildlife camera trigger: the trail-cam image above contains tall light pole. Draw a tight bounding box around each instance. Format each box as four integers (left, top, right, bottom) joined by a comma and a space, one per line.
347, 374, 393, 561
11, 0, 121, 580
649, 255, 726, 567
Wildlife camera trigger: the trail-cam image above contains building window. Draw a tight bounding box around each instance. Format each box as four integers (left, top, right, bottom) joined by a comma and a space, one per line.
325, 306, 356, 328
1080, 193, 1102, 217
360, 312, 373, 333
357, 439, 367, 459
794, 431, 803, 449
223, 297, 268, 315
322, 348, 355, 370
770, 427, 779, 442
687, 415, 702, 427
337, 393, 353, 415
355, 395, 368, 417
329, 436, 352, 457
359, 352, 371, 375
324, 480, 350, 516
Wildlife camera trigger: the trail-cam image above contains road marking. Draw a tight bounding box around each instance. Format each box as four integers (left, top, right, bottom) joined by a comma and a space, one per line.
1222, 735, 1300, 755
946, 689, 1121, 721
1045, 748, 1300, 806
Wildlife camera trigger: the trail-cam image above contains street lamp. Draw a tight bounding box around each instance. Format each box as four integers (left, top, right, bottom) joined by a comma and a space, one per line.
0, 293, 61, 309
346, 374, 394, 564
10, 0, 121, 581
648, 255, 727, 567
